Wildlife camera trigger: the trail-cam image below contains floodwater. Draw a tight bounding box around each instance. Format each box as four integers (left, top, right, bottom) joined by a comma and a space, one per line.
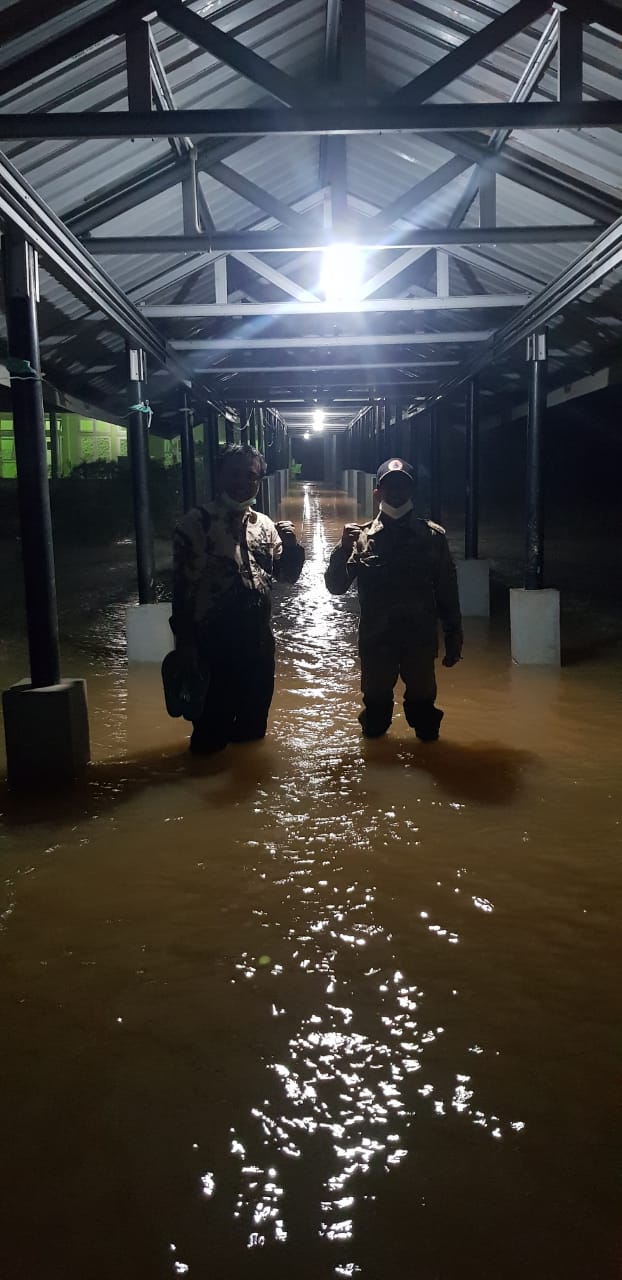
0, 486, 620, 1280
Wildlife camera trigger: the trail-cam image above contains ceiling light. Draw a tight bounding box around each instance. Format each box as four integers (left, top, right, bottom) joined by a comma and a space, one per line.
319, 243, 365, 304
303, 431, 310, 440
312, 409, 325, 432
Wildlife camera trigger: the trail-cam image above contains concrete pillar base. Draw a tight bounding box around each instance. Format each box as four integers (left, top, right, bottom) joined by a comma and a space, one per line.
345, 469, 356, 499
3, 677, 90, 788
510, 587, 560, 665
457, 559, 490, 617
127, 602, 172, 663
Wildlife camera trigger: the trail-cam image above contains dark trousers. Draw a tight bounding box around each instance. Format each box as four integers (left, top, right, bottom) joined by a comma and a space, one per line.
359, 635, 442, 739
191, 611, 275, 753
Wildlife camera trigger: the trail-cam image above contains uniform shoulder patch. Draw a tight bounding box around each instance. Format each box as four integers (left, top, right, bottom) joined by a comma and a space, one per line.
425, 519, 446, 536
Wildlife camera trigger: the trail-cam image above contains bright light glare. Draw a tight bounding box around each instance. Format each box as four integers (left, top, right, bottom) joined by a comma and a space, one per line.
320, 243, 365, 303
303, 431, 310, 440
312, 409, 325, 432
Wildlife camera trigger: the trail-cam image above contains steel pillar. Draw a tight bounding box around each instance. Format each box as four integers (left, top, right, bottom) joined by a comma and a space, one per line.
3, 233, 61, 688
465, 375, 480, 558
127, 347, 156, 603
179, 390, 197, 511
49, 406, 59, 481
430, 404, 442, 523
525, 332, 547, 589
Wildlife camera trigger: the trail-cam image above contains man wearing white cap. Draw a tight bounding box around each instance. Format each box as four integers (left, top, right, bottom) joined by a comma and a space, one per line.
325, 457, 462, 741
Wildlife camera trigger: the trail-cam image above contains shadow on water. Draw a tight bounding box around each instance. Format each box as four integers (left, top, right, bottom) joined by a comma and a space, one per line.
359, 736, 537, 805
0, 739, 278, 829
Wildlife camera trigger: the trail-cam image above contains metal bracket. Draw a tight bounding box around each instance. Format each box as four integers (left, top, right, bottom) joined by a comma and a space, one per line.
526, 332, 547, 362
128, 347, 147, 382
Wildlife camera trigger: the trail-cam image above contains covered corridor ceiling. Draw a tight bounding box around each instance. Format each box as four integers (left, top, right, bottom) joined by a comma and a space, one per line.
1, 0, 622, 433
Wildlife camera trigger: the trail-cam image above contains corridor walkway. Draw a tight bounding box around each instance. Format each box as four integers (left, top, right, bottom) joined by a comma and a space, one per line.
0, 486, 620, 1280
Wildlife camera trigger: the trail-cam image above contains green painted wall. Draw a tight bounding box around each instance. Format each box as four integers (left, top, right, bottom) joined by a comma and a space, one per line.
0, 414, 188, 479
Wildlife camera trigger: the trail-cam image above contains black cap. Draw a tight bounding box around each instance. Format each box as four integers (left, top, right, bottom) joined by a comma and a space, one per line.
376, 457, 415, 486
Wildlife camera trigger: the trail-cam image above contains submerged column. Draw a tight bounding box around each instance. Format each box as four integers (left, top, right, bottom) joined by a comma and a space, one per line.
510, 332, 560, 664
2, 232, 89, 785
179, 389, 197, 512
429, 404, 441, 524
127, 347, 155, 604
126, 349, 170, 663
458, 375, 490, 616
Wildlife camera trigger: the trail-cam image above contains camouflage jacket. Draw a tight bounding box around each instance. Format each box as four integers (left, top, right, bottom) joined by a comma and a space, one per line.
325, 510, 462, 651
172, 499, 304, 643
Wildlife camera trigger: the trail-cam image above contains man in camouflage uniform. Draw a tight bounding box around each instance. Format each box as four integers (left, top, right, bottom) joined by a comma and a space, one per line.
325, 457, 462, 741
172, 443, 304, 753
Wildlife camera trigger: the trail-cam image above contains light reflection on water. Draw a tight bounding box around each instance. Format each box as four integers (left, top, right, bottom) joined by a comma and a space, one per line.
0, 486, 620, 1279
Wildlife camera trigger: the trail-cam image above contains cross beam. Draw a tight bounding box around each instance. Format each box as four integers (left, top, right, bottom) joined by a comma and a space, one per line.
171, 332, 492, 351
142, 294, 529, 317
416, 211, 622, 410
85, 226, 603, 254
3, 102, 622, 137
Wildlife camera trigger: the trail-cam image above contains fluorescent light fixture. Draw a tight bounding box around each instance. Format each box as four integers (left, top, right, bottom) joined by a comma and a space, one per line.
312, 408, 325, 432
319, 243, 365, 304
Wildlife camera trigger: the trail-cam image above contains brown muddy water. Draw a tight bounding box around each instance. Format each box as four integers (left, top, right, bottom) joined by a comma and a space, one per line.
0, 486, 621, 1280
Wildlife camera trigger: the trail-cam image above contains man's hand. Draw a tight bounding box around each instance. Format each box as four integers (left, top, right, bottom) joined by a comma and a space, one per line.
275, 520, 297, 545
442, 633, 462, 668
341, 523, 361, 553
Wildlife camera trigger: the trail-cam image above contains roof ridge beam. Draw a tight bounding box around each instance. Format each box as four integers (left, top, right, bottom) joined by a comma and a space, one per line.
5, 102, 622, 136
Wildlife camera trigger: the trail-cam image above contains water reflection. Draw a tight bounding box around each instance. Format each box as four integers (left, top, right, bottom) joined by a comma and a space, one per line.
0, 486, 620, 1280
216, 490, 528, 1267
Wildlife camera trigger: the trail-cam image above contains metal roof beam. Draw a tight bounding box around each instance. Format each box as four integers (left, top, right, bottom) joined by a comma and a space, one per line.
427, 130, 622, 225
148, 26, 216, 235
5, 102, 622, 136
86, 226, 604, 253
0, 147, 169, 368
392, 0, 552, 106
156, 0, 313, 109
563, 0, 622, 38
416, 211, 622, 409
201, 360, 460, 372
144, 294, 529, 317
230, 250, 320, 301
171, 332, 492, 351
0, 0, 152, 99
371, 156, 472, 233
202, 160, 309, 230
557, 10, 583, 104
66, 138, 246, 234
125, 17, 153, 113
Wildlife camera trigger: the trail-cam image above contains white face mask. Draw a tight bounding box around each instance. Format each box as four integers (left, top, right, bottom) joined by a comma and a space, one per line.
220, 490, 257, 512
379, 499, 413, 521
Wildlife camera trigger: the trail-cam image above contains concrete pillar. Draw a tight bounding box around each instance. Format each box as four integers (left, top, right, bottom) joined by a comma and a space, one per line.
127, 602, 173, 663
510, 587, 560, 665
3, 678, 90, 788
2, 232, 89, 785
49, 406, 59, 481
356, 471, 374, 521
457, 559, 490, 617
